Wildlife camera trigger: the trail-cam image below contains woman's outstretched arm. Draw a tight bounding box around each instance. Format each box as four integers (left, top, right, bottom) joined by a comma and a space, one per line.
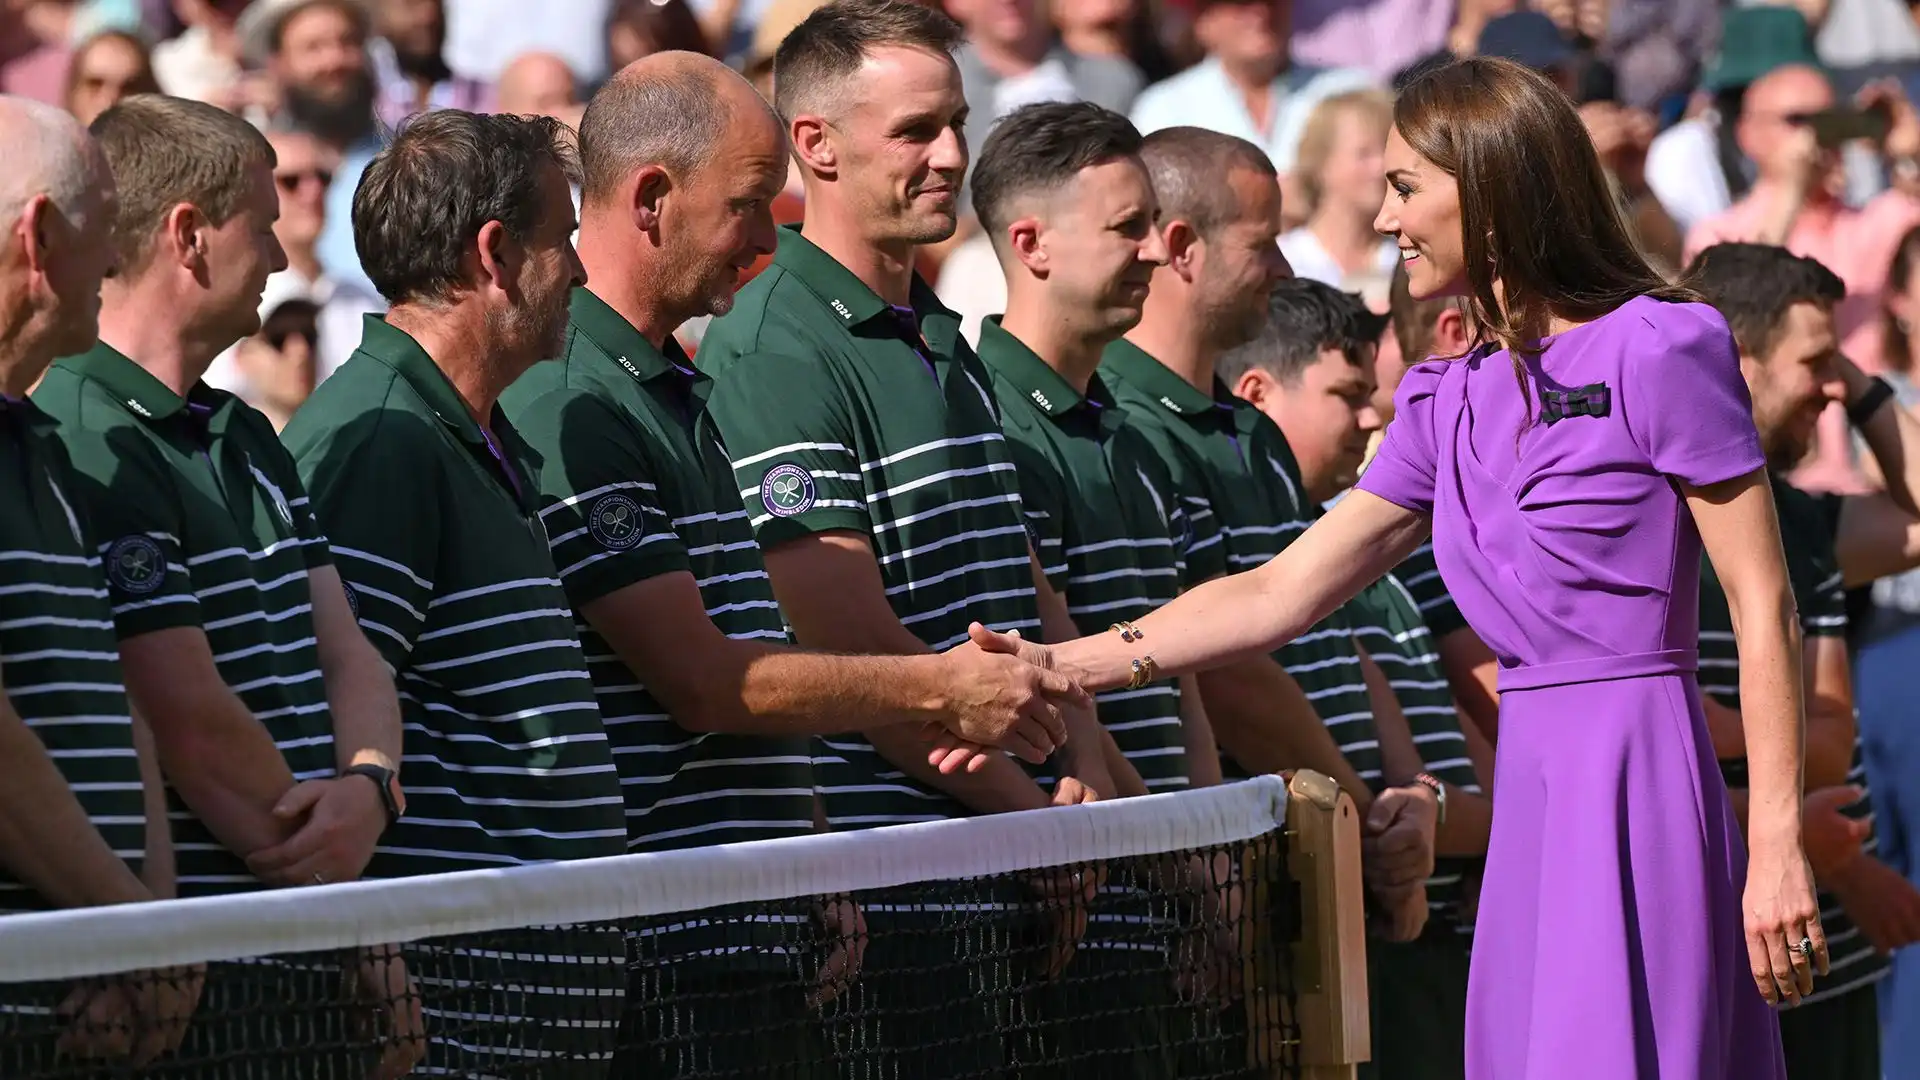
1044, 491, 1430, 693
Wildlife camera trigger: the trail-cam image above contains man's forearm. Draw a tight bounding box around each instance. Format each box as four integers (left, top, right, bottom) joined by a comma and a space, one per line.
1435, 784, 1492, 858
0, 704, 151, 908
1197, 658, 1373, 810
865, 725, 1052, 814
136, 687, 298, 858
1437, 628, 1500, 745
1179, 675, 1224, 788
131, 704, 176, 900
1853, 368, 1920, 519
320, 639, 403, 773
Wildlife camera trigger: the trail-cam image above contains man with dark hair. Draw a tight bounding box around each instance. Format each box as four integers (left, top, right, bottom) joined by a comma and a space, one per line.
969, 99, 1228, 1078
500, 53, 1080, 1079
1683, 242, 1920, 1080
699, 2, 1121, 1075
281, 109, 621, 1077
32, 93, 413, 1077
1223, 278, 1492, 1080
1101, 126, 1440, 942
0, 94, 194, 1076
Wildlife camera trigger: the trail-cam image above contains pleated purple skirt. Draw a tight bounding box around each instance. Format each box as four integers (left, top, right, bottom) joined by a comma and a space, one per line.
1466, 664, 1787, 1079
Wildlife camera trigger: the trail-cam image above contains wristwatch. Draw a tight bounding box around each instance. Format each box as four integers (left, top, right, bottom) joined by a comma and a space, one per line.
344, 763, 406, 827
1848, 376, 1897, 428
1411, 772, 1448, 827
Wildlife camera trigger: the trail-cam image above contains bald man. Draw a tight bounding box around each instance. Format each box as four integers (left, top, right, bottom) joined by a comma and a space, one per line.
0, 96, 194, 1071
497, 53, 1081, 1077
496, 49, 580, 123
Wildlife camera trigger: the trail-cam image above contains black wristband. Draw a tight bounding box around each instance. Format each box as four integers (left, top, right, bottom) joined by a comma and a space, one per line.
1848, 376, 1896, 428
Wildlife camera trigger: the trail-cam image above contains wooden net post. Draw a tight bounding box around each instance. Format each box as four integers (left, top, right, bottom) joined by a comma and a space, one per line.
1252, 770, 1369, 1079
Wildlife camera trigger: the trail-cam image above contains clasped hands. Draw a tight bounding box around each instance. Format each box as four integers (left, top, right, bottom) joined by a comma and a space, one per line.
920, 621, 1088, 775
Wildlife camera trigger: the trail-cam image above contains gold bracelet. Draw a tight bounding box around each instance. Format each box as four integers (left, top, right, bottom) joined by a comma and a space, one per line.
1126, 654, 1159, 690
1110, 620, 1144, 643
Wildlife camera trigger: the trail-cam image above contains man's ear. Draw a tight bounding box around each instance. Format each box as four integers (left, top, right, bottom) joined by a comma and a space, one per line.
1232, 365, 1275, 408
790, 114, 835, 179
631, 164, 672, 233
1164, 220, 1202, 282
1431, 304, 1470, 356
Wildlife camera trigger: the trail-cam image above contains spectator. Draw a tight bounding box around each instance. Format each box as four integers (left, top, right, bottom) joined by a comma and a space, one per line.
0, 94, 192, 1074
33, 93, 415, 1074
1051, 0, 1176, 89
1394, 0, 1520, 88
230, 296, 320, 430
367, 0, 491, 130
699, 2, 1117, 1071
604, 0, 709, 69
62, 27, 157, 125
281, 109, 626, 1075
442, 0, 610, 87
1127, 0, 1372, 224
1686, 63, 1920, 491
950, 0, 1141, 168
1577, 96, 1682, 274
240, 0, 385, 303
1290, 0, 1453, 86
1602, 0, 1722, 112
203, 128, 382, 402
1278, 88, 1396, 306
1, 0, 82, 102
1471, 10, 1582, 97
495, 48, 577, 123
150, 0, 260, 111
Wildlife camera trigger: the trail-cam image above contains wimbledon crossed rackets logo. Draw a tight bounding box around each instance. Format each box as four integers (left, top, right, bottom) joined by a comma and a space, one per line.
588, 493, 644, 550
760, 463, 817, 518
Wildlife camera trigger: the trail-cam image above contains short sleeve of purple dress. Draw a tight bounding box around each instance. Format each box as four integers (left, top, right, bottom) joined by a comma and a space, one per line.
1357, 296, 1787, 1080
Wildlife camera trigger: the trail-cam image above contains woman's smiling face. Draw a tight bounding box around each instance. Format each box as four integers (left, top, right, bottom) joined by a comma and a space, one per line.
1374, 125, 1467, 301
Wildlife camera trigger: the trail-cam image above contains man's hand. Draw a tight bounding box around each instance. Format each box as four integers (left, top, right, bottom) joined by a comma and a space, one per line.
1803, 786, 1872, 882
925, 624, 1085, 775
1370, 881, 1430, 942
57, 963, 203, 1067
1829, 855, 1920, 955
810, 894, 867, 1010
245, 777, 386, 887
346, 944, 427, 1080
934, 635, 1080, 763
1362, 783, 1437, 894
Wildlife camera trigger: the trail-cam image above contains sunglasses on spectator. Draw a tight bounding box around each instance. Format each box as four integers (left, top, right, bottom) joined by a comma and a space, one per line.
275, 168, 334, 193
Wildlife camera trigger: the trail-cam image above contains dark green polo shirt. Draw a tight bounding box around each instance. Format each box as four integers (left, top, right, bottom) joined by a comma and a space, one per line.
283, 317, 628, 1071
503, 287, 816, 854
1345, 573, 1483, 930
281, 316, 627, 874
34, 345, 336, 898
977, 317, 1206, 793
1699, 478, 1883, 1004
698, 226, 1045, 831
0, 400, 145, 914
1100, 339, 1384, 787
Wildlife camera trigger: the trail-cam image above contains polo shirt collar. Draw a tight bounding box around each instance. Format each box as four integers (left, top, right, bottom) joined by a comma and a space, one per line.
1101, 337, 1227, 419
567, 287, 709, 408
769, 225, 963, 353
58, 341, 232, 430
353, 314, 496, 445
976, 316, 1122, 427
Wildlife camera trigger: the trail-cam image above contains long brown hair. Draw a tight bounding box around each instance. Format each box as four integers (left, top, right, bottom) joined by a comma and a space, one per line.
1881, 225, 1920, 377
1393, 58, 1693, 404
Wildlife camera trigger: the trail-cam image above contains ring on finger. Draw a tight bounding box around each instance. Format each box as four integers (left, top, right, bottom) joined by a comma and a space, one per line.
1798, 936, 1815, 960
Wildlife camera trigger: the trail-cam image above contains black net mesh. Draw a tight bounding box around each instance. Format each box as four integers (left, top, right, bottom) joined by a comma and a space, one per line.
0, 836, 1302, 1079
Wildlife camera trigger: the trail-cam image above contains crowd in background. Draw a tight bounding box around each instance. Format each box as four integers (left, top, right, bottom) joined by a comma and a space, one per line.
13, 0, 1920, 1078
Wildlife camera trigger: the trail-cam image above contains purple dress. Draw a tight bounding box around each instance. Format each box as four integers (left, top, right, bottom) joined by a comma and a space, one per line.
1356, 296, 1787, 1079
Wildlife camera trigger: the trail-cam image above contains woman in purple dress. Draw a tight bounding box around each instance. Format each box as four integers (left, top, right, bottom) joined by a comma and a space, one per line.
971, 58, 1820, 1078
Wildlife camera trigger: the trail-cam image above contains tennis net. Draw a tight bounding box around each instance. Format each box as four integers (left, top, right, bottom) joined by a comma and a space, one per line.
0, 773, 1357, 1079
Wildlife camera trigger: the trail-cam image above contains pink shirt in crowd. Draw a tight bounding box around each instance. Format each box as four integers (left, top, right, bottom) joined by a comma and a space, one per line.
1685, 190, 1920, 362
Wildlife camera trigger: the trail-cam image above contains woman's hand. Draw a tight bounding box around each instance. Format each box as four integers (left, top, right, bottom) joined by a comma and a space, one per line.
1743, 830, 1827, 1006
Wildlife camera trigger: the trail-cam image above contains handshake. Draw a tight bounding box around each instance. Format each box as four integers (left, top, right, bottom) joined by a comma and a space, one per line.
919, 622, 1088, 775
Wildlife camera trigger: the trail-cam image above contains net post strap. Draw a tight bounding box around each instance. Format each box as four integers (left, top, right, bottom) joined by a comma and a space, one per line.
0, 775, 1290, 984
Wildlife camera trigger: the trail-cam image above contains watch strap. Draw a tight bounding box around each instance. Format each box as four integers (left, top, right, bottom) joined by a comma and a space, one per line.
344, 764, 404, 825
1849, 376, 1896, 428
1412, 771, 1447, 826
